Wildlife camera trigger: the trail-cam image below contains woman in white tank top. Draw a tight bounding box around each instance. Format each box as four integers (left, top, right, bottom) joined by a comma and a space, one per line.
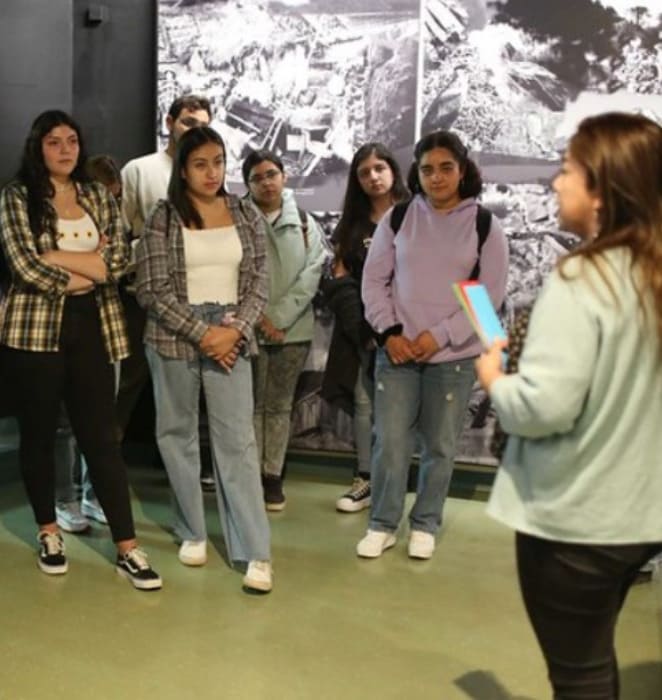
136, 126, 273, 594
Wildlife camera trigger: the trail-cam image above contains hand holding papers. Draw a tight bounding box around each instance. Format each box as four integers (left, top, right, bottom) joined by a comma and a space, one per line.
454, 281, 508, 371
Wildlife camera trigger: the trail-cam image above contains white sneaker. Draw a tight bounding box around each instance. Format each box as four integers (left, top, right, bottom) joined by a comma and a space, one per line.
178, 540, 207, 566
56, 502, 91, 533
408, 530, 435, 559
81, 498, 108, 525
356, 529, 396, 558
243, 560, 273, 594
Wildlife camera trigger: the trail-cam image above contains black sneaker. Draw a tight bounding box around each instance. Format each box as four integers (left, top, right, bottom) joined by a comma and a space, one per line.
262, 475, 286, 512
116, 548, 162, 591
336, 478, 371, 513
38, 531, 68, 575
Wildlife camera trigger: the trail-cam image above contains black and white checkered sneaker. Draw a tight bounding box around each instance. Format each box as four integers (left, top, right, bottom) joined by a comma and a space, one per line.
336, 478, 371, 513
116, 548, 162, 591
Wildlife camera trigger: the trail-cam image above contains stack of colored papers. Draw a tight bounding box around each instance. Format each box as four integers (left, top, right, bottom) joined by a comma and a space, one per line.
453, 281, 506, 351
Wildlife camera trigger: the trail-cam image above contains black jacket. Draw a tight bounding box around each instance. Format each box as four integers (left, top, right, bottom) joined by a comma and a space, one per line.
320, 274, 373, 415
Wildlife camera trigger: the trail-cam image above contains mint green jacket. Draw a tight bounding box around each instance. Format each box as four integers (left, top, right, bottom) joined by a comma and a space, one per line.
254, 189, 326, 345
488, 249, 662, 544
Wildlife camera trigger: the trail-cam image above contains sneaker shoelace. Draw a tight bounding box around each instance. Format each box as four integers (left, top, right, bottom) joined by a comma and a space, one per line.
349, 479, 370, 498
41, 532, 64, 556
124, 548, 150, 570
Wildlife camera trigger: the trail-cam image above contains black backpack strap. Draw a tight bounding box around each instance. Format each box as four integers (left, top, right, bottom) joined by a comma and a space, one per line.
297, 207, 309, 251
468, 205, 493, 280
389, 200, 411, 235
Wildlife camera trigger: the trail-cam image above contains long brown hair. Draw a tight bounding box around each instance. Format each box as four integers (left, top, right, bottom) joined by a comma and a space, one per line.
561, 111, 662, 344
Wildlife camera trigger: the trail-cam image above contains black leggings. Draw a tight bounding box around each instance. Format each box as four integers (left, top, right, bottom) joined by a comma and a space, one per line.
516, 532, 662, 700
2, 294, 135, 542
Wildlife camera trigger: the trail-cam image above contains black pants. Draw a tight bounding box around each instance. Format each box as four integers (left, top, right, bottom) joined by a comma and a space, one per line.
116, 289, 149, 439
516, 532, 662, 700
2, 294, 135, 542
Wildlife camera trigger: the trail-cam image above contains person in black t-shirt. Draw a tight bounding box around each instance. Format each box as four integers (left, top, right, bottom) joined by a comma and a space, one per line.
321, 143, 408, 513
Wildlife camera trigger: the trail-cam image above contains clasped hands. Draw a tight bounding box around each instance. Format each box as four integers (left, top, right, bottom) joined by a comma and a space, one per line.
200, 325, 243, 372
385, 330, 440, 364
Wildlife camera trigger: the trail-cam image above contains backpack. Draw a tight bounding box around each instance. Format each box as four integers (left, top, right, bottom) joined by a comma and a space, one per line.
297, 206, 309, 250
390, 200, 492, 280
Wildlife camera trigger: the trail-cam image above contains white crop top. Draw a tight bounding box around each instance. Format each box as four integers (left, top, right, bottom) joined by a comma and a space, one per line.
182, 225, 243, 305
56, 213, 100, 252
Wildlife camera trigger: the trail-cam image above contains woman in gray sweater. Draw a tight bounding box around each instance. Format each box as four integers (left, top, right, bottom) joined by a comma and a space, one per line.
477, 112, 662, 699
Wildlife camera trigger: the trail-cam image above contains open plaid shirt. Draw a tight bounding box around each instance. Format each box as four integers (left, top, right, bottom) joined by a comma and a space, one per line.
135, 195, 268, 360
0, 180, 130, 361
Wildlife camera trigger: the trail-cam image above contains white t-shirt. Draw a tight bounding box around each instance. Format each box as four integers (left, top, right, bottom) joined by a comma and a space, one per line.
182, 225, 243, 305
56, 213, 100, 252
120, 150, 172, 237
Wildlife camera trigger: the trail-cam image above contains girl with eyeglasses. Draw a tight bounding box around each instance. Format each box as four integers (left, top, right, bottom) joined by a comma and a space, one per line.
241, 150, 327, 512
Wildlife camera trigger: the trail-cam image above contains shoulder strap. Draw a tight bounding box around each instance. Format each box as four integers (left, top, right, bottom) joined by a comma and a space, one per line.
297, 206, 309, 250
389, 200, 411, 235
468, 205, 493, 280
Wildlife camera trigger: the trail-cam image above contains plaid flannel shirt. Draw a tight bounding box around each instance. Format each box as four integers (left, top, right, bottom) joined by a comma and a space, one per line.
135, 195, 268, 360
0, 180, 130, 361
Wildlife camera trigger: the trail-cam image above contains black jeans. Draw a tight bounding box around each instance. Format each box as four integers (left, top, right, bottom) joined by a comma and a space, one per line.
116, 288, 149, 439
2, 294, 135, 542
516, 532, 662, 700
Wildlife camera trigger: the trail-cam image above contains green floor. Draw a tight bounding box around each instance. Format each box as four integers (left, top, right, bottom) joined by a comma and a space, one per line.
0, 462, 660, 700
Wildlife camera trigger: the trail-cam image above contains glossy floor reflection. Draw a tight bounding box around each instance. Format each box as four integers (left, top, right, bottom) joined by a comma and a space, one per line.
0, 463, 660, 699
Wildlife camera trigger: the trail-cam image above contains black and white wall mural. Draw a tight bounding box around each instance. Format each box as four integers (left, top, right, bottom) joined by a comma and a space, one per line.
158, 0, 662, 464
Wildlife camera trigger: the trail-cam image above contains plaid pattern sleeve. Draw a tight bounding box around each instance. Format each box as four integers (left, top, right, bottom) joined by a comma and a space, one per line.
0, 181, 129, 360
135, 199, 209, 359
87, 182, 129, 283
226, 196, 268, 349
0, 183, 70, 296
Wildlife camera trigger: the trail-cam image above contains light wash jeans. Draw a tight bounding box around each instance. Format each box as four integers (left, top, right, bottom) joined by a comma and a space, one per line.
253, 342, 310, 478
353, 348, 375, 478
146, 303, 270, 563
369, 349, 475, 535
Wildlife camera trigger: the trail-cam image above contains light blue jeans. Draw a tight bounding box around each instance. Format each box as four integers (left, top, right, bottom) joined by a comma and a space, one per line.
146, 304, 271, 563
353, 348, 375, 477
369, 349, 476, 535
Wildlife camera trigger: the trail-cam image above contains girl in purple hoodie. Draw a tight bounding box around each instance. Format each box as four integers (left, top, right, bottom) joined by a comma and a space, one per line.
358, 131, 508, 560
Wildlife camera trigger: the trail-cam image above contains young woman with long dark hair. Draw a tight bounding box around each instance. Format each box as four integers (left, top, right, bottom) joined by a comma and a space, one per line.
477, 112, 662, 698
359, 130, 508, 559
322, 143, 408, 513
0, 110, 161, 590
136, 126, 273, 593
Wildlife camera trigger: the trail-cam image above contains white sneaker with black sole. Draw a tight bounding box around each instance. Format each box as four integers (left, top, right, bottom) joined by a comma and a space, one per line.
116, 548, 162, 591
336, 477, 371, 513
356, 529, 396, 558
38, 531, 68, 575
